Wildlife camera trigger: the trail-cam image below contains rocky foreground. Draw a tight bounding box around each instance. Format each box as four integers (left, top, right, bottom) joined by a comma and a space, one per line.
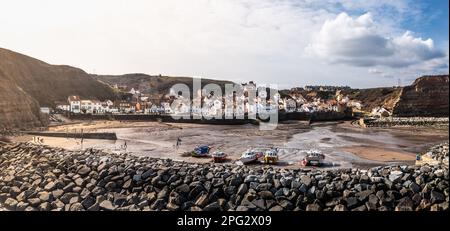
0, 142, 448, 211
426, 142, 449, 163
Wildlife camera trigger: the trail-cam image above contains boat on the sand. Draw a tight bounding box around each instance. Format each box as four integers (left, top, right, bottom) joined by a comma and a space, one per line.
211, 151, 227, 163
191, 145, 211, 157
301, 149, 325, 166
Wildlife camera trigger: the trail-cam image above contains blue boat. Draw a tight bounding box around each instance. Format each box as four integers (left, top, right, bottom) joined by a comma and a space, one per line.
192, 145, 211, 157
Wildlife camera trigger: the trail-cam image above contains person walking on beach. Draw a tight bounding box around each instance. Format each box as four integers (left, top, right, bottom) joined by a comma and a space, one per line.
124, 141, 127, 151
175, 137, 182, 150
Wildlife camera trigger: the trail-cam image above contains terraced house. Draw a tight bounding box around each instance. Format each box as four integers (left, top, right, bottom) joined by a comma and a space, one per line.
68, 95, 81, 114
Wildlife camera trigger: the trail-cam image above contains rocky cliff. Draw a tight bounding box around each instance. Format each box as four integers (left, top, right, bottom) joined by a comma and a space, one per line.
0, 48, 116, 129
342, 75, 449, 117
393, 75, 449, 117
345, 87, 403, 112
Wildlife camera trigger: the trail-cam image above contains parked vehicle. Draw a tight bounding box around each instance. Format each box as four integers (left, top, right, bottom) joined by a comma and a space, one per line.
301, 149, 325, 166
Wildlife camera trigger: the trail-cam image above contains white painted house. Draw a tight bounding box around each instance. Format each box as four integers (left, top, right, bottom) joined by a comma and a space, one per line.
91, 100, 103, 114
40, 107, 51, 114
56, 104, 70, 112
68, 96, 81, 113
80, 100, 93, 114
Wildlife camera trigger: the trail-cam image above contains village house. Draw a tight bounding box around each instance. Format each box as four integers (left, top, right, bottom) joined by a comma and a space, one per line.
282, 98, 297, 112
90, 100, 103, 114
55, 101, 70, 112
128, 87, 141, 96
114, 93, 134, 113
299, 104, 311, 112
80, 100, 93, 114
102, 100, 114, 112
371, 107, 391, 117
40, 107, 51, 114
117, 101, 132, 113
349, 102, 361, 110
148, 105, 157, 114
68, 95, 81, 114
113, 84, 128, 91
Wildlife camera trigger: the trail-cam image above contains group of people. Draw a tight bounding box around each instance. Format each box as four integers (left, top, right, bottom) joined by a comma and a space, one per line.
120, 141, 128, 151
32, 136, 44, 144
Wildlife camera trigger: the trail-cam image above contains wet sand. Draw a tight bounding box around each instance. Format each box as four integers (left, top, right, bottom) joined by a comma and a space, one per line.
340, 146, 415, 163
15, 120, 449, 169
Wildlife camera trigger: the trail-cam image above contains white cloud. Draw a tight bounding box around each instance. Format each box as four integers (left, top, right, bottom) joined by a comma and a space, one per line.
307, 12, 447, 70
0, 0, 447, 88
368, 68, 383, 74
368, 68, 394, 79
307, 13, 393, 59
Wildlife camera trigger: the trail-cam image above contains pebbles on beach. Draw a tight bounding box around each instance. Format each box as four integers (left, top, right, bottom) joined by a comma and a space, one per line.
0, 142, 448, 211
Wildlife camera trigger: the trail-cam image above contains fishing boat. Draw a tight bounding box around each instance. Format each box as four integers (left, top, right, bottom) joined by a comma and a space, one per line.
239, 149, 262, 164
263, 148, 279, 164
191, 145, 210, 157
301, 149, 325, 166
211, 151, 227, 163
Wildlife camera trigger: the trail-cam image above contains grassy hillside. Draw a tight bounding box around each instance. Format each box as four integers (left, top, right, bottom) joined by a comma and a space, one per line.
93, 73, 234, 98
0, 48, 116, 129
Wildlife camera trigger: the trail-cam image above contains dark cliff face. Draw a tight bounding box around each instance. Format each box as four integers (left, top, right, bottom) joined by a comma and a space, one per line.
393, 75, 449, 117
0, 48, 116, 129
0, 77, 45, 129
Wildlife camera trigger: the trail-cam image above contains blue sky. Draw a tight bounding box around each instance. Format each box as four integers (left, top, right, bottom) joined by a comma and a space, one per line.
0, 0, 448, 88
410, 0, 449, 48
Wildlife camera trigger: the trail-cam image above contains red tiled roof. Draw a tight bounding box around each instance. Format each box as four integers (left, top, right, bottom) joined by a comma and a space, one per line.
68, 95, 80, 101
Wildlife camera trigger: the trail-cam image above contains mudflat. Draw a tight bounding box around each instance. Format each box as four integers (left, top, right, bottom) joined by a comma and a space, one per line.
15, 120, 449, 169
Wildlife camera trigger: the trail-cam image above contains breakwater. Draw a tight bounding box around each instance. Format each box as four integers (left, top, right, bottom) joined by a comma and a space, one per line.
68, 114, 259, 125
25, 132, 117, 140
362, 117, 449, 128
0, 142, 447, 211
67, 111, 352, 124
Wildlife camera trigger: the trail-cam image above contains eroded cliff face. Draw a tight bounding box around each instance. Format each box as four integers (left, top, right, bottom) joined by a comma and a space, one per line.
0, 48, 115, 107
0, 47, 115, 129
0, 77, 44, 129
393, 75, 449, 117
344, 87, 403, 112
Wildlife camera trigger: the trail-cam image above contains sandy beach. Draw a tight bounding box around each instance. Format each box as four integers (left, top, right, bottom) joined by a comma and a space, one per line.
340, 146, 415, 163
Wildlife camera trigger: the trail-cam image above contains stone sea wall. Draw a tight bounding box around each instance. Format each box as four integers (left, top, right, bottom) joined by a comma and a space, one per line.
363, 117, 449, 128
25, 132, 117, 140
67, 110, 352, 125
0, 142, 448, 211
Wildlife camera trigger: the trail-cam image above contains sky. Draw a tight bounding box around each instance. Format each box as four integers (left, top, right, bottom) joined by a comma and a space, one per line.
0, 0, 448, 89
